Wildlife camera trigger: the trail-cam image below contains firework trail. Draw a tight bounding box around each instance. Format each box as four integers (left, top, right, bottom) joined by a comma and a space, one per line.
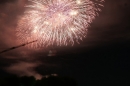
0, 40, 37, 54
16, 0, 104, 48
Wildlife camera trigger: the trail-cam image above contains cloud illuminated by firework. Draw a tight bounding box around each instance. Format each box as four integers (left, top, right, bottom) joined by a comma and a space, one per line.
16, 0, 104, 48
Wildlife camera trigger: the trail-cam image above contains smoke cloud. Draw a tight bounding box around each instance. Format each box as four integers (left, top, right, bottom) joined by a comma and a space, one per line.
4, 61, 42, 79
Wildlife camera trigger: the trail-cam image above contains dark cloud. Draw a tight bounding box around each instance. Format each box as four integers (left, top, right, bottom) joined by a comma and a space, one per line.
0, 0, 17, 4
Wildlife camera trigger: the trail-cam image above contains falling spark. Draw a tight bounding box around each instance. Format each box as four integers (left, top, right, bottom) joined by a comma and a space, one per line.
16, 0, 104, 48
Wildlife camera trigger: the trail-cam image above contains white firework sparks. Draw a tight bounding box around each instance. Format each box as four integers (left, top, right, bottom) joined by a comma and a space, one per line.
16, 0, 104, 48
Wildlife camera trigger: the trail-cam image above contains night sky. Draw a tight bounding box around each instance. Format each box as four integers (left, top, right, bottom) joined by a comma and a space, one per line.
0, 0, 130, 86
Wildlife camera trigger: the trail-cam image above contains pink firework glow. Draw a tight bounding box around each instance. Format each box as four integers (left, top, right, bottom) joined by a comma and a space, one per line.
16, 0, 104, 48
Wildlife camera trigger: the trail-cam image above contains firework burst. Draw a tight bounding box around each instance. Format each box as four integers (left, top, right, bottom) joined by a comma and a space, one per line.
16, 0, 104, 48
